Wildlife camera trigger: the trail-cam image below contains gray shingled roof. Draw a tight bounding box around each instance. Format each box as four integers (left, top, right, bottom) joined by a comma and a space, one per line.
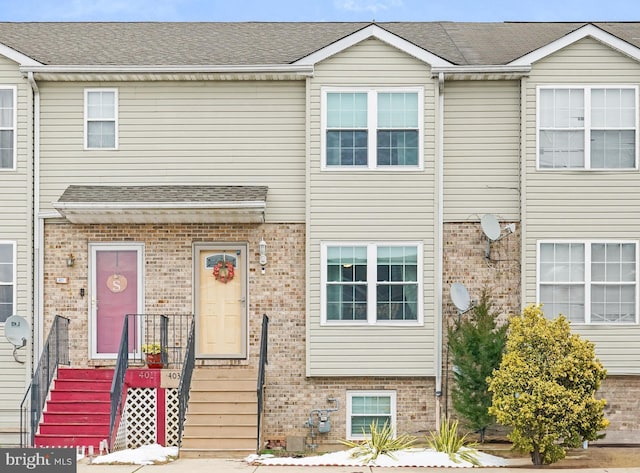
1, 22, 640, 66
57, 185, 268, 203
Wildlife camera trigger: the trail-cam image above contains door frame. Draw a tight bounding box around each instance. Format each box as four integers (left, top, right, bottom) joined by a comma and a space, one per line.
193, 242, 248, 359
88, 242, 145, 360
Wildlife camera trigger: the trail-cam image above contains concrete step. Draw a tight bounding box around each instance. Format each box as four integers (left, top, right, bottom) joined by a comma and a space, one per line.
188, 390, 256, 403
186, 400, 257, 415
182, 424, 257, 437
189, 379, 256, 391
179, 448, 255, 459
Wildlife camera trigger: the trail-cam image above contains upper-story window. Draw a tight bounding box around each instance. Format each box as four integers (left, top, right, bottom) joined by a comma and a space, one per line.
322, 88, 423, 169
538, 86, 638, 169
538, 241, 638, 324
321, 242, 422, 325
0, 242, 15, 323
85, 89, 118, 149
0, 87, 16, 170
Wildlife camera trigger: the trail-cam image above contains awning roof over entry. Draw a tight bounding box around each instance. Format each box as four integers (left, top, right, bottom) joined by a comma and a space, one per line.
52, 185, 268, 224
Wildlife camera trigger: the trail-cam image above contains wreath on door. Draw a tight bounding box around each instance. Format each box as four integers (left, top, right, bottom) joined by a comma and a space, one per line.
213, 260, 235, 283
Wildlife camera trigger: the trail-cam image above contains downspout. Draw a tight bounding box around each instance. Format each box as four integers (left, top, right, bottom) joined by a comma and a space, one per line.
434, 72, 445, 430
27, 71, 43, 358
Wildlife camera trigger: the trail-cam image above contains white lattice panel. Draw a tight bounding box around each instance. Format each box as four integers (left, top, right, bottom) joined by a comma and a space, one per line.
165, 389, 180, 447
113, 408, 128, 451
125, 388, 157, 448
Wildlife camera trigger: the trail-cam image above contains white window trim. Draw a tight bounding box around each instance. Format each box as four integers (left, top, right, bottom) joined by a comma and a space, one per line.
536, 240, 639, 325
320, 87, 424, 171
320, 241, 423, 326
536, 85, 639, 171
0, 86, 17, 171
84, 88, 119, 150
347, 390, 397, 440
0, 241, 16, 324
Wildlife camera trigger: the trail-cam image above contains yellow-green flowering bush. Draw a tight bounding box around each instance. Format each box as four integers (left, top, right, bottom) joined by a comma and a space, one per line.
488, 305, 608, 465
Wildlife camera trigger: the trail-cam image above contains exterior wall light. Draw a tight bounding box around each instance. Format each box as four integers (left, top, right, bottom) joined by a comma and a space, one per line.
66, 253, 75, 267
259, 239, 267, 273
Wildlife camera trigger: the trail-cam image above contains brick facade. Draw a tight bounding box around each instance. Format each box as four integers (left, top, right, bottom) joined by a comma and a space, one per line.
42, 219, 640, 449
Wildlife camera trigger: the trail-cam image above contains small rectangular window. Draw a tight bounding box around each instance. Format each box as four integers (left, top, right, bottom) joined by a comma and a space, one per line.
0, 242, 15, 323
538, 86, 637, 170
0, 87, 16, 170
347, 391, 396, 440
85, 89, 118, 149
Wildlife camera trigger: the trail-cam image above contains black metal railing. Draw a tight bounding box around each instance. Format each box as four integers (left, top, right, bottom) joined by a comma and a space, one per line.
256, 314, 269, 452
108, 313, 193, 450
20, 315, 70, 447
177, 315, 196, 445
109, 315, 130, 450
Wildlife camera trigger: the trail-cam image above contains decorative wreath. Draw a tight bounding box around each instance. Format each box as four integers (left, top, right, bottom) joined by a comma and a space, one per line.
213, 260, 235, 283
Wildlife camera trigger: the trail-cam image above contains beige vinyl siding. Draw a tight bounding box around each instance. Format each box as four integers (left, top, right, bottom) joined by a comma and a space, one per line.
38, 80, 306, 222
523, 37, 640, 374
443, 80, 520, 221
307, 39, 436, 377
0, 55, 32, 443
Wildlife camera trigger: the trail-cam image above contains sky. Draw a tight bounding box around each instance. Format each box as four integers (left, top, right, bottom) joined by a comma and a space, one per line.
0, 0, 638, 23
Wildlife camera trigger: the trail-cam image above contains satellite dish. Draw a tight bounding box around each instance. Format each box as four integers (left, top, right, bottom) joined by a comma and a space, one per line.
4, 315, 29, 347
481, 214, 501, 241
450, 282, 472, 313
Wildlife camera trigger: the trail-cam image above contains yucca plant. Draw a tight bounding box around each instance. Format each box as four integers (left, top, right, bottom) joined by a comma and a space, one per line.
426, 417, 481, 466
340, 421, 417, 463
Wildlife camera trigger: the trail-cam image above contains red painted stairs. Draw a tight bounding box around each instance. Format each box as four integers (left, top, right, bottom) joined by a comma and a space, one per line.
34, 368, 114, 449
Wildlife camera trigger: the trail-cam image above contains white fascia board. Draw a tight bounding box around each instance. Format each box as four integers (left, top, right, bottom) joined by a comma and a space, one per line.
0, 43, 41, 67
53, 201, 266, 211
293, 23, 452, 67
510, 24, 640, 66
20, 64, 314, 75
431, 64, 531, 78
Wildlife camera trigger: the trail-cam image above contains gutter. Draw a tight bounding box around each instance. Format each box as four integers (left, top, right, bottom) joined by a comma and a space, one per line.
27, 71, 43, 361
431, 64, 531, 78
434, 72, 445, 430
52, 201, 267, 211
21, 64, 314, 76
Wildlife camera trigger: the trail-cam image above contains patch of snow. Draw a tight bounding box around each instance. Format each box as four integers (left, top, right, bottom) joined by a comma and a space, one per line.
91, 444, 179, 465
248, 447, 514, 468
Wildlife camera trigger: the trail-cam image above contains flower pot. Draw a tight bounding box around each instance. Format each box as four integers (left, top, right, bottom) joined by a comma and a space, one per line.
145, 353, 163, 369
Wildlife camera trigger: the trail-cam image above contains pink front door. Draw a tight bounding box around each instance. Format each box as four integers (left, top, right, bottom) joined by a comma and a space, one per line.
91, 245, 142, 357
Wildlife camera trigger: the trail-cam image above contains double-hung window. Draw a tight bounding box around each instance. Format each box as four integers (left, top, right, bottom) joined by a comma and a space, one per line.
323, 88, 423, 169
85, 89, 118, 149
347, 391, 396, 440
538, 86, 638, 169
0, 87, 16, 170
538, 241, 638, 324
321, 242, 421, 324
0, 242, 15, 323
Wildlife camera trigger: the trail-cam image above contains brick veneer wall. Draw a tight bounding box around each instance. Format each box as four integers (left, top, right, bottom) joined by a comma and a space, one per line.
43, 220, 437, 449
43, 219, 639, 447
442, 221, 640, 440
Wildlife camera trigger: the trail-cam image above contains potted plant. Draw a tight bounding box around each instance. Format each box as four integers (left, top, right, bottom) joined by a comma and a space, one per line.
141, 343, 164, 368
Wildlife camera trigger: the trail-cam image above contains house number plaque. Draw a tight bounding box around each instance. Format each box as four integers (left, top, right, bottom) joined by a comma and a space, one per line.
106, 274, 128, 293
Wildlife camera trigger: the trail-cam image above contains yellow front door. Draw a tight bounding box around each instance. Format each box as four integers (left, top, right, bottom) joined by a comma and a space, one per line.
195, 245, 246, 358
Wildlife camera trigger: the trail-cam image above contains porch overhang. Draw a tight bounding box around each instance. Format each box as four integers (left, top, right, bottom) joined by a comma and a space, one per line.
52, 185, 268, 224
